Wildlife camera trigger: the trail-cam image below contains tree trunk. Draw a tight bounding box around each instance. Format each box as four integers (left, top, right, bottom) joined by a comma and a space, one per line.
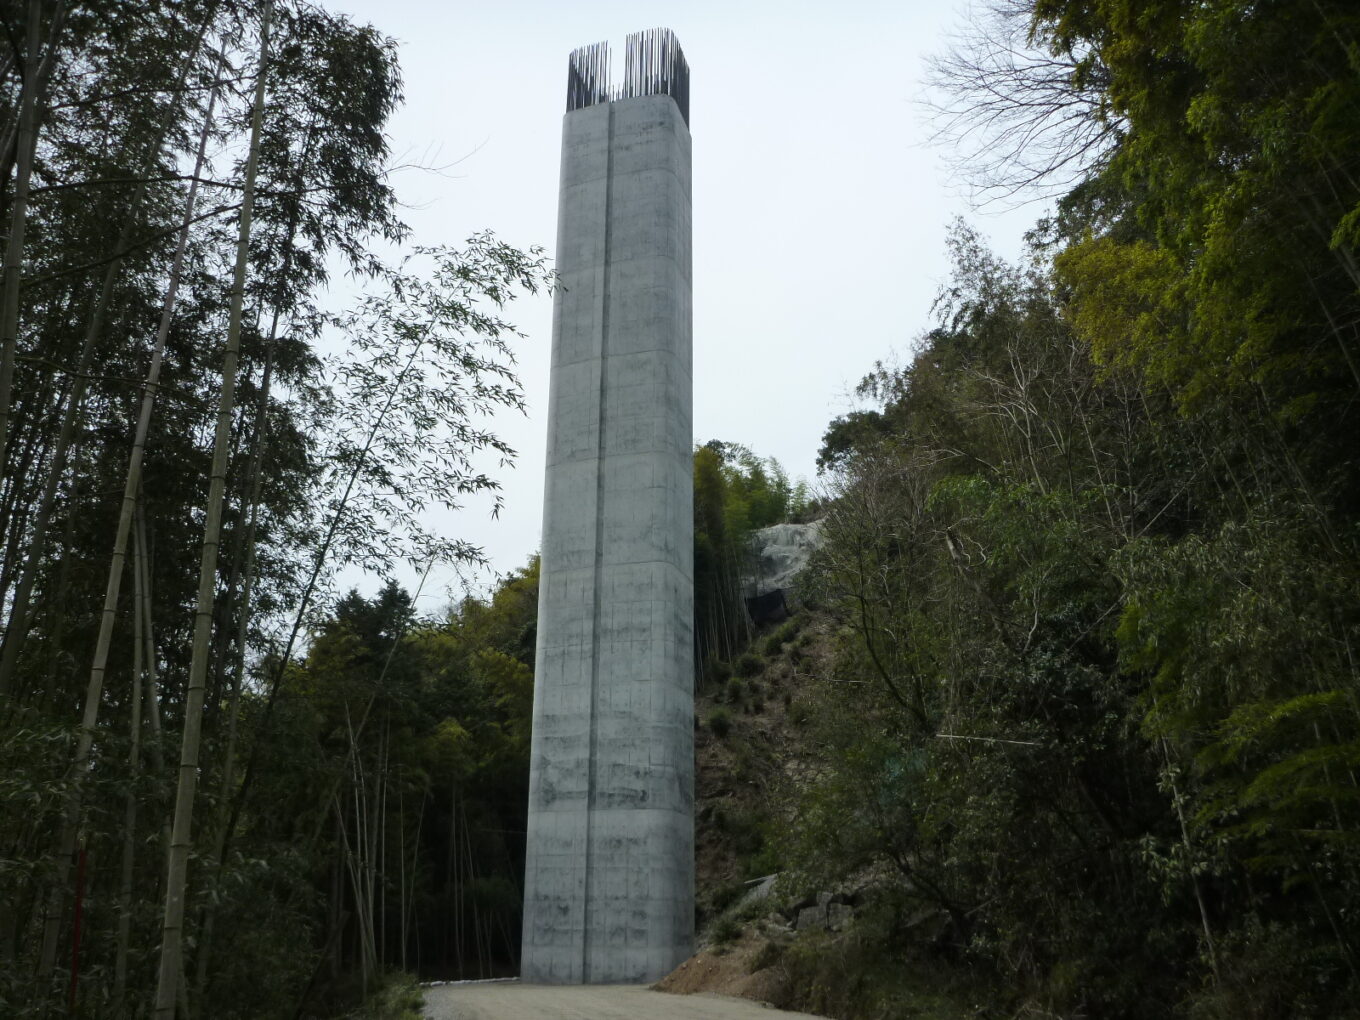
192, 111, 320, 1008
34, 59, 221, 978
219, 335, 437, 872
136, 504, 168, 784
191, 334, 274, 1008
153, 8, 272, 1014
78, 48, 220, 750
37, 441, 83, 711
0, 1, 64, 195
204, 119, 317, 719
0, 244, 124, 693
0, 283, 76, 590
0, 7, 213, 699
113, 538, 145, 1012
0, 0, 47, 491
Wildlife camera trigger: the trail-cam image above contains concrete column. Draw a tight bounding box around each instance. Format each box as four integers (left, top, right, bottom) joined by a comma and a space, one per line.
521, 89, 694, 985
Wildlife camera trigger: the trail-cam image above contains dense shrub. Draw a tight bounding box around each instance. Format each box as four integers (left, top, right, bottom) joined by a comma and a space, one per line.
735, 652, 763, 678
707, 708, 733, 738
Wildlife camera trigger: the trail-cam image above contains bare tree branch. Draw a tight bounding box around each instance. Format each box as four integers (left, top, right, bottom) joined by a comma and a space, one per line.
924, 0, 1122, 205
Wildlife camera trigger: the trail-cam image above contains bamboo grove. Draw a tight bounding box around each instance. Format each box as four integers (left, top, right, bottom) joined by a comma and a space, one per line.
693, 440, 808, 687
774, 0, 1360, 1015
0, 3, 549, 1016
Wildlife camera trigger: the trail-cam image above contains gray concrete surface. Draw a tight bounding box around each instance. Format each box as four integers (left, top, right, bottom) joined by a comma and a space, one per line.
423, 983, 825, 1019
520, 46, 695, 984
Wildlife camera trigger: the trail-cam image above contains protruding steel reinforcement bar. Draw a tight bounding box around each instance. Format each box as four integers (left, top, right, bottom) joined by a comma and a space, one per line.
566, 28, 690, 127
566, 39, 610, 116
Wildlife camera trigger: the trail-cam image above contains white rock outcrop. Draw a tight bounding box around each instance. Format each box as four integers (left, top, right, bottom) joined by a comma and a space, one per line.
747, 521, 824, 594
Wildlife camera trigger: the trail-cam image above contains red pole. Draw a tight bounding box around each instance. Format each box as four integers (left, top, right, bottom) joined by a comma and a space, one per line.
69, 845, 86, 1013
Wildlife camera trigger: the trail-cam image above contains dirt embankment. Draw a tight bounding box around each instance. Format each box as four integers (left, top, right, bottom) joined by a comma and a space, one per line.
654, 931, 789, 1006
663, 611, 838, 1015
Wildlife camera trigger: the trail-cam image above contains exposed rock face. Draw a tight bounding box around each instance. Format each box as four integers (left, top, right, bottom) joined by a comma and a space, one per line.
791, 890, 855, 932
795, 906, 823, 932
742, 873, 778, 905
747, 521, 823, 595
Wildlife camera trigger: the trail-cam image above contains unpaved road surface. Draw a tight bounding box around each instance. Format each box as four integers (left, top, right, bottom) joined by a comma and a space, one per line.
423, 981, 825, 1019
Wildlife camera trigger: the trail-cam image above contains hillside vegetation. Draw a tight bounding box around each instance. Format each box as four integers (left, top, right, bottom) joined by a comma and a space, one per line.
685, 0, 1360, 1014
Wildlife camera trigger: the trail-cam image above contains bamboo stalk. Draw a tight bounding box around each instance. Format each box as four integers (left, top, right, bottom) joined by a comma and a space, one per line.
0, 221, 135, 693
36, 440, 83, 711
113, 535, 146, 1012
0, 0, 47, 497
136, 504, 167, 781
0, 1, 65, 191
190, 430, 263, 1008
154, 7, 273, 1014
0, 286, 76, 611
219, 327, 439, 865
1, 0, 200, 696
44, 41, 221, 720
201, 119, 316, 722
35, 48, 221, 980
192, 240, 287, 1012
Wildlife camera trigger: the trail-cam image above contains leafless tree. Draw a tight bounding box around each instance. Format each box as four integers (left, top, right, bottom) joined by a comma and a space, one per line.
924, 0, 1122, 204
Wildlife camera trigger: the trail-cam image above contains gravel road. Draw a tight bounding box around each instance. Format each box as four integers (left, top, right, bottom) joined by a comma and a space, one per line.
422, 981, 825, 1019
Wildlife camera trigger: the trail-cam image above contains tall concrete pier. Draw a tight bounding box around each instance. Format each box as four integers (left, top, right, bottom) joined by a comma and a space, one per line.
521, 30, 694, 985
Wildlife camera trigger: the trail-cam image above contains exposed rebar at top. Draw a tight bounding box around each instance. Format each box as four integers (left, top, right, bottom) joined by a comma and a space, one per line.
566, 28, 690, 127
566, 40, 611, 115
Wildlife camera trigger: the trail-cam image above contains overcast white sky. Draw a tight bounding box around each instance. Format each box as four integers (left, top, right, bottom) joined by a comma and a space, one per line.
324, 0, 1044, 606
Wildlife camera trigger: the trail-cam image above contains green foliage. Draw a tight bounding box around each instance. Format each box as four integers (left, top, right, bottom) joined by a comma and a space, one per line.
710, 915, 742, 947
774, 918, 993, 1020
735, 652, 763, 678
285, 561, 540, 1004
703, 440, 795, 533
749, 938, 785, 973
1040, 0, 1360, 439
1116, 517, 1360, 894
1183, 918, 1354, 1020
707, 708, 733, 739
742, 834, 781, 880
817, 410, 894, 474
321, 236, 551, 571
792, 194, 1360, 1015
341, 972, 424, 1020
693, 440, 802, 683
706, 880, 747, 917
761, 618, 800, 657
